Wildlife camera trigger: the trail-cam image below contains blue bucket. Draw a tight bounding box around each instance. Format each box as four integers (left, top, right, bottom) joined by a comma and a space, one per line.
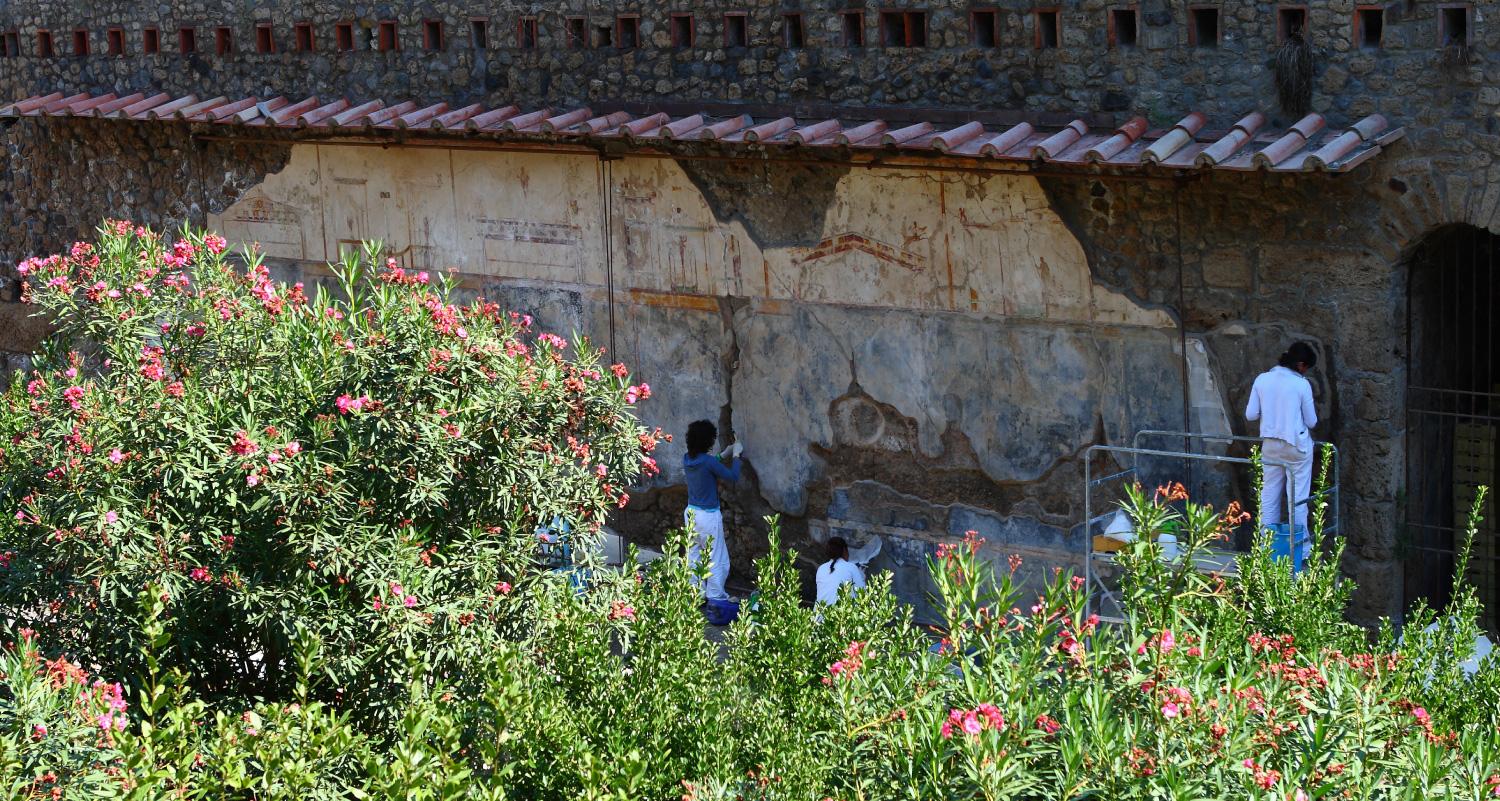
1264, 524, 1308, 573
704, 597, 740, 626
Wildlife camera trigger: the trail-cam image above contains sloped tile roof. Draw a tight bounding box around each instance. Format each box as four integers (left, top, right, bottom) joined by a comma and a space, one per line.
1, 91, 1405, 174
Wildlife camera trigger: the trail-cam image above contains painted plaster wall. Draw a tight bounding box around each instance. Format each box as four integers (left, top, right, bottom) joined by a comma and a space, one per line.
207, 142, 1192, 617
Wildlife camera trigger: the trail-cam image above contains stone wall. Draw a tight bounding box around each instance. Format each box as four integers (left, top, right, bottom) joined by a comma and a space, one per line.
0, 0, 1490, 129
0, 118, 289, 378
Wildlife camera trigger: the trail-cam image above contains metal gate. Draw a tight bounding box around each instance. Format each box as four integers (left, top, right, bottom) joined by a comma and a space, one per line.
1405, 225, 1499, 633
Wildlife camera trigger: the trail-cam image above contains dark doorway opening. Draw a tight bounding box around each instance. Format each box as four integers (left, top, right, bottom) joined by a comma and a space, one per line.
1406, 224, 1500, 634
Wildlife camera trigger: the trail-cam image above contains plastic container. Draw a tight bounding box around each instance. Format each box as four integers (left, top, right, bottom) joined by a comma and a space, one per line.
704, 597, 740, 626
1264, 524, 1308, 573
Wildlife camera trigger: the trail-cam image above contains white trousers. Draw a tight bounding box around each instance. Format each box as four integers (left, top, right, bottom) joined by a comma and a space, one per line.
1261, 439, 1313, 532
684, 506, 730, 601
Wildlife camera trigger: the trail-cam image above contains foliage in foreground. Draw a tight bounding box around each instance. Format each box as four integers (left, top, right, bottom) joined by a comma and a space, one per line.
0, 495, 1497, 800
0, 222, 656, 727
0, 223, 1498, 800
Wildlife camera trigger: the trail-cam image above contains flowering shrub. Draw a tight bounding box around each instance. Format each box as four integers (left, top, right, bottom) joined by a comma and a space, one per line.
0, 223, 654, 725
819, 483, 1500, 800
1, 498, 1498, 799
0, 630, 127, 798
1, 222, 1498, 800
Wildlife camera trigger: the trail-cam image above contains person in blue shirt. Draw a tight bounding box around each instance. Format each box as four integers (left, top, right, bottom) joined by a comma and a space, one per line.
683, 419, 741, 601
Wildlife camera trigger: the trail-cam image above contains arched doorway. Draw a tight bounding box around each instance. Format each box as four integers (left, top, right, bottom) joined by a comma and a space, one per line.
1406, 224, 1499, 632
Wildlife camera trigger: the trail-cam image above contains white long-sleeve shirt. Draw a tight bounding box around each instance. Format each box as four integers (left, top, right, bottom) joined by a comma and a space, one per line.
815, 559, 866, 605
1245, 365, 1317, 453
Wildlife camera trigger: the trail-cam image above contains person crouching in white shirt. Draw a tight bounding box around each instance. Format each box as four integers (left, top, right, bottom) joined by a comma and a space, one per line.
1244, 342, 1319, 546
815, 537, 866, 606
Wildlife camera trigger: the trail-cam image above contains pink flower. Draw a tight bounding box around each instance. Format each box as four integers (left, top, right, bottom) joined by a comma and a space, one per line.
611, 363, 629, 378
108, 448, 125, 464
1159, 629, 1176, 653
335, 394, 371, 415
609, 600, 636, 621
245, 473, 260, 487
266, 452, 281, 464
495, 581, 512, 595
62, 385, 86, 410
31, 723, 46, 740
1035, 714, 1061, 734
230, 430, 259, 456
960, 711, 982, 736
538, 333, 567, 349
104, 511, 118, 524
164, 381, 185, 398
373, 598, 383, 611
1161, 702, 1180, 719
203, 233, 227, 254
189, 567, 211, 582
623, 383, 652, 404
595, 464, 608, 478
1412, 707, 1430, 725
403, 595, 417, 608
976, 703, 1005, 731
284, 441, 302, 456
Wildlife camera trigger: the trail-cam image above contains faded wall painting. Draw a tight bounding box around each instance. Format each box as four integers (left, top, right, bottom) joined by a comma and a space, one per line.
212, 144, 1174, 328
212, 144, 1209, 619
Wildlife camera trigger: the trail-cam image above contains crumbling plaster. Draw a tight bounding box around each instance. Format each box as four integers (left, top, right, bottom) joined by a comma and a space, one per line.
200, 141, 1195, 616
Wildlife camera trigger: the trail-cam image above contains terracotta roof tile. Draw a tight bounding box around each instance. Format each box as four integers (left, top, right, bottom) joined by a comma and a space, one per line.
329, 99, 385, 127
119, 93, 172, 118
539, 107, 591, 133
742, 116, 795, 143
0, 90, 1406, 174
836, 120, 886, 146
788, 119, 840, 145
296, 99, 349, 127
391, 102, 447, 130
1032, 120, 1087, 159
700, 113, 751, 140
1192, 113, 1262, 167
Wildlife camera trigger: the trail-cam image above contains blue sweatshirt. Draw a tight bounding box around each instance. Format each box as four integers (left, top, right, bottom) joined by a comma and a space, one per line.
683, 452, 741, 510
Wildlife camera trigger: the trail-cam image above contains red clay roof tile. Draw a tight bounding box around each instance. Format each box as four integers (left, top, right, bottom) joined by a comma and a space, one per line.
0, 90, 1405, 174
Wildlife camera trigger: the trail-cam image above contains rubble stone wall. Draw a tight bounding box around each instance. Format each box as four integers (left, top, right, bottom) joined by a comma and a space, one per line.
0, 0, 1490, 128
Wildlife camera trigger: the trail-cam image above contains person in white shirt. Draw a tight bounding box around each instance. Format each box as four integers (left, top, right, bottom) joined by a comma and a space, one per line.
815, 537, 866, 606
1244, 342, 1318, 542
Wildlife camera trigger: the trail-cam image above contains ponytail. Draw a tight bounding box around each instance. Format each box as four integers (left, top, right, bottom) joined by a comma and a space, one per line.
825, 537, 849, 576
1277, 341, 1317, 370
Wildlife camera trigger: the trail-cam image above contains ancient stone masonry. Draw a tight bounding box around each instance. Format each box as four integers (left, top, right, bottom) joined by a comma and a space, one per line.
2, 0, 1500, 627
0, 118, 289, 379
0, 0, 1492, 128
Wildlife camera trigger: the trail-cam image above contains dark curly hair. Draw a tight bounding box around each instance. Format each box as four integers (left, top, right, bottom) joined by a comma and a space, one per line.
686, 420, 717, 457
1277, 342, 1317, 371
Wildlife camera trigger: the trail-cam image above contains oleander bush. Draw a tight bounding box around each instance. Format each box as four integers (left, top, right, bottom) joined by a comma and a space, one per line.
0, 223, 1497, 800
0, 222, 657, 728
